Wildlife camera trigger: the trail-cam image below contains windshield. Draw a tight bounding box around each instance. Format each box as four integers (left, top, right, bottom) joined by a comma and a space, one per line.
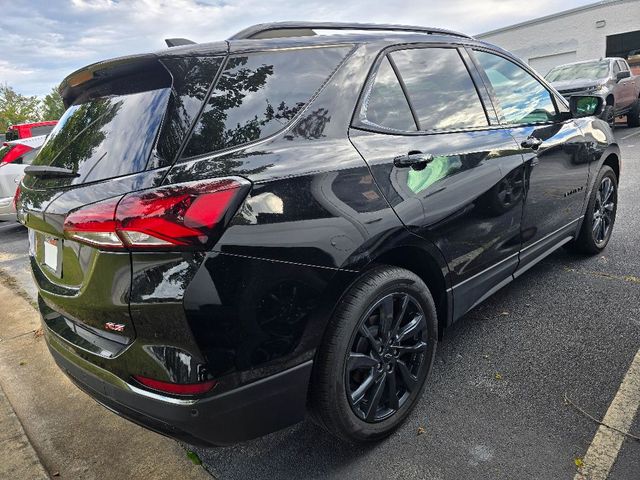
545, 61, 610, 82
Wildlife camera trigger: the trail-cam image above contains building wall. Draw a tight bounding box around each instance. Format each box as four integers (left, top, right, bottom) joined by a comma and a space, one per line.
477, 0, 640, 75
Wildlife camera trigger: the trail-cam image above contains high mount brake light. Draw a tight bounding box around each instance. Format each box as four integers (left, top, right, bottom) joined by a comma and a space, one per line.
63, 177, 250, 250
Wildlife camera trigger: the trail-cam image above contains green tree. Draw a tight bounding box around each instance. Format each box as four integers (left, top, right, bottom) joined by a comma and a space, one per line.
0, 83, 41, 131
41, 86, 65, 121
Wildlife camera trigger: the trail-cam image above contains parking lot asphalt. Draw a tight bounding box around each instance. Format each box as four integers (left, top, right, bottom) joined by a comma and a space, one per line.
0, 127, 638, 479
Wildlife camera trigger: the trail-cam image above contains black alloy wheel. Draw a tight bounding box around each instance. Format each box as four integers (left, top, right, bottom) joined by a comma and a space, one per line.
592, 175, 616, 247
309, 266, 437, 443
346, 292, 428, 422
568, 165, 618, 254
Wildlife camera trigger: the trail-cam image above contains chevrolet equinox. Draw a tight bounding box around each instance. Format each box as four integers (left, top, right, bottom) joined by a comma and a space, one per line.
17, 22, 621, 445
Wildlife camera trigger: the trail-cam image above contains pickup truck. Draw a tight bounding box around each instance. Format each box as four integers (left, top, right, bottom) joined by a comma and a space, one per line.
545, 57, 640, 127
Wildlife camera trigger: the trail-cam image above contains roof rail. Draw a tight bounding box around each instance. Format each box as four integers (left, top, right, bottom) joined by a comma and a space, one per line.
228, 22, 473, 40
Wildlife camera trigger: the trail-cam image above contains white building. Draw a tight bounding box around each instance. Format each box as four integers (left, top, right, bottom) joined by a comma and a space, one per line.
477, 0, 640, 76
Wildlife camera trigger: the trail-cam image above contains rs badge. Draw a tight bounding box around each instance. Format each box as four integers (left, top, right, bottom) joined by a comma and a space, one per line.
105, 322, 125, 332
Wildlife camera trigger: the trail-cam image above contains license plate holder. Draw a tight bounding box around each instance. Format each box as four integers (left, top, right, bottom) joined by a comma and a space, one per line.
43, 236, 61, 275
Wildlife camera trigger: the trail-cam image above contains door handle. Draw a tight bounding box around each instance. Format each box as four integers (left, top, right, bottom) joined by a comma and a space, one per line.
393, 152, 434, 168
521, 137, 543, 150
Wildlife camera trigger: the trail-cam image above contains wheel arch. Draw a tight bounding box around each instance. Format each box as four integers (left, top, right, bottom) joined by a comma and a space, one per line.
367, 243, 451, 339
603, 152, 620, 179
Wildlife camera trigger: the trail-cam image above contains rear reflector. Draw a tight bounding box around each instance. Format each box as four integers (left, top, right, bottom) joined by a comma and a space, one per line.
133, 375, 217, 396
63, 177, 250, 250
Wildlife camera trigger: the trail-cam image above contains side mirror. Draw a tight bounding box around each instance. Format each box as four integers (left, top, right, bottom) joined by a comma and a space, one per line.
616, 70, 631, 81
570, 96, 604, 118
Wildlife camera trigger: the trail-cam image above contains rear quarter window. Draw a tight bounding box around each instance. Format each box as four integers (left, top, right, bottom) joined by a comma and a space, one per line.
181, 46, 351, 159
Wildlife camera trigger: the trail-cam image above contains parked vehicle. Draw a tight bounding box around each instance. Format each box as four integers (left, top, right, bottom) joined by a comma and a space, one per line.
0, 135, 45, 221
545, 58, 640, 127
0, 121, 57, 166
628, 49, 640, 76
16, 22, 621, 446
4, 121, 57, 142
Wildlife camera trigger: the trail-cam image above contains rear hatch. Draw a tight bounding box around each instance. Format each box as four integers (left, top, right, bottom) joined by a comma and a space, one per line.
18, 47, 226, 353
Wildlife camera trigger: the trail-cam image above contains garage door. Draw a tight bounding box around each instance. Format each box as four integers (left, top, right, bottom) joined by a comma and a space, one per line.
528, 51, 577, 76
607, 30, 640, 74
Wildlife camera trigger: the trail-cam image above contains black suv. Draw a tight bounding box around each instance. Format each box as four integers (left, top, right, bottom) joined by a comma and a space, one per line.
17, 22, 620, 446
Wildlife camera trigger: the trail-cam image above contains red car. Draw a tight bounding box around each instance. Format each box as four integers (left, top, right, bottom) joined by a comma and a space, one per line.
4, 121, 57, 142
1, 121, 57, 165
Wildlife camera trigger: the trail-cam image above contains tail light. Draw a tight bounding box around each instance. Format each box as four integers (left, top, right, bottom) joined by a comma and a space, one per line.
133, 375, 217, 396
64, 177, 250, 250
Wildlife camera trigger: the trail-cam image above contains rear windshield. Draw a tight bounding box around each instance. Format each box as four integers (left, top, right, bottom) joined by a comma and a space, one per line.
182, 45, 351, 159
25, 71, 171, 189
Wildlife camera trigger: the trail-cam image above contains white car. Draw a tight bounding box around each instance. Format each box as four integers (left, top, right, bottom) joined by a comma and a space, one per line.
0, 135, 46, 221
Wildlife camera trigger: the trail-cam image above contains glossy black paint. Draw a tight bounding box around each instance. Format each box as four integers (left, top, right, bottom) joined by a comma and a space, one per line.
17, 29, 621, 445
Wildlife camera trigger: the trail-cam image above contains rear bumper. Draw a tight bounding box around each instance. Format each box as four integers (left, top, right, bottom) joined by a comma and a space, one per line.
46, 328, 313, 446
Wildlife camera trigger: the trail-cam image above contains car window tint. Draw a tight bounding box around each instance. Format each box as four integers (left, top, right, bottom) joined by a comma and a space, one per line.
155, 56, 224, 166
360, 56, 416, 131
182, 46, 350, 158
474, 51, 557, 125
613, 62, 621, 75
390, 48, 488, 131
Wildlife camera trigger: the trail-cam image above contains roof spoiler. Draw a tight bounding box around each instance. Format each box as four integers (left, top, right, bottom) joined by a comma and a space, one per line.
58, 53, 162, 107
165, 38, 196, 47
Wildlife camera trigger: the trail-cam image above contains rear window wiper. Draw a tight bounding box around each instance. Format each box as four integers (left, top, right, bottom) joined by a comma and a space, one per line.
24, 166, 80, 178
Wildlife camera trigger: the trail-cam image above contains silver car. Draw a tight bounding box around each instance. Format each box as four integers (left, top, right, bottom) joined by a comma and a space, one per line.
0, 135, 46, 221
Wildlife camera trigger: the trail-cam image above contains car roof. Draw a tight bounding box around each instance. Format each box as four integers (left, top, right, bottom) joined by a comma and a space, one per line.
60, 22, 517, 102
157, 21, 480, 57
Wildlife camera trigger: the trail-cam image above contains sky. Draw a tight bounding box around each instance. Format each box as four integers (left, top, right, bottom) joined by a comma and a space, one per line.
0, 0, 598, 97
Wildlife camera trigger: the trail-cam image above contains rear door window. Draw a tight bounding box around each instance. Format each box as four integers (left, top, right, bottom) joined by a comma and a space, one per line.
390, 48, 489, 131
181, 46, 351, 158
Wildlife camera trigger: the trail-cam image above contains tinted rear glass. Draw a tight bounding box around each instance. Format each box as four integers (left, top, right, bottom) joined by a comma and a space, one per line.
390, 48, 488, 131
360, 56, 417, 131
25, 71, 171, 189
182, 46, 351, 158
153, 56, 224, 168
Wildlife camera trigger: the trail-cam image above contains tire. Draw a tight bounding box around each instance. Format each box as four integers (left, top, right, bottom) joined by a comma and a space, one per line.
628, 99, 640, 128
600, 105, 615, 127
568, 166, 618, 255
309, 266, 437, 443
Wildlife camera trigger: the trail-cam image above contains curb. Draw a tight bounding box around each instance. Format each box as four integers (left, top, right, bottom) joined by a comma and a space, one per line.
0, 383, 49, 480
